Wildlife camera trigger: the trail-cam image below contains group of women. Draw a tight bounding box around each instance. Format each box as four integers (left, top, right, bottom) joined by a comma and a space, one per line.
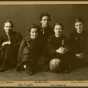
0, 13, 88, 75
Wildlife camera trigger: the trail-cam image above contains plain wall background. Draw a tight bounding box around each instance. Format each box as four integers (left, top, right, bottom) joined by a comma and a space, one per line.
0, 4, 88, 36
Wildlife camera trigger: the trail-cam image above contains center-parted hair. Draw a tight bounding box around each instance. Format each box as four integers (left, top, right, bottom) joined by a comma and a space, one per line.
40, 13, 51, 21
3, 20, 13, 28
53, 22, 64, 30
74, 18, 84, 24
28, 24, 39, 33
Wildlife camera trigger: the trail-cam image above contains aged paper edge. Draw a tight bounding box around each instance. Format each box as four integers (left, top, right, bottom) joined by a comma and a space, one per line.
0, 1, 88, 5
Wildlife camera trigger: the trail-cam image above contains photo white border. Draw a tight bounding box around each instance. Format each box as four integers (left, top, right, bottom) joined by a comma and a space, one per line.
0, 1, 88, 87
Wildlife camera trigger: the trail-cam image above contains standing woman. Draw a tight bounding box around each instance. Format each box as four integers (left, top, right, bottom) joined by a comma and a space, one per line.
69, 18, 88, 69
0, 20, 22, 72
38, 13, 53, 70
39, 13, 53, 39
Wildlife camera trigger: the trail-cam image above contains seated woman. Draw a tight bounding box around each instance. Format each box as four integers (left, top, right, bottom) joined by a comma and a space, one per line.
0, 20, 22, 72
69, 18, 88, 69
47, 23, 69, 73
16, 24, 42, 75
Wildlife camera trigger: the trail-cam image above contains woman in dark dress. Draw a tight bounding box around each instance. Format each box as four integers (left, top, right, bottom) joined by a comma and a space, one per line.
16, 24, 43, 75
38, 13, 53, 70
69, 18, 88, 69
0, 20, 22, 72
48, 23, 69, 72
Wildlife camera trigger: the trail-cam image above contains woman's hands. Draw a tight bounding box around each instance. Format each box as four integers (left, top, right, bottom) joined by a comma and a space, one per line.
75, 53, 84, 59
1, 41, 11, 46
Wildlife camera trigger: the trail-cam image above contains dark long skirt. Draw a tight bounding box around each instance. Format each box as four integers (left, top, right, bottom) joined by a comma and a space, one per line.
0, 45, 18, 69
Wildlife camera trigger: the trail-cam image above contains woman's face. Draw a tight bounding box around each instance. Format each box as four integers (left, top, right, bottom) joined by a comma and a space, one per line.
4, 22, 12, 33
75, 21, 83, 34
30, 28, 38, 39
40, 16, 50, 28
54, 24, 63, 37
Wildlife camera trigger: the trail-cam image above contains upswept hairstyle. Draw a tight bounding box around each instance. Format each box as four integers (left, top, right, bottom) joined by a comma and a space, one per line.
3, 20, 13, 28
40, 13, 51, 21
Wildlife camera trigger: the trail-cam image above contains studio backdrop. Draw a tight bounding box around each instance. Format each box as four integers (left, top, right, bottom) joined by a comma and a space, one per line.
0, 4, 87, 36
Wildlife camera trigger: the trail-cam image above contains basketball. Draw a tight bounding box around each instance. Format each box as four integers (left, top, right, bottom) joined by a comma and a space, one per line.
49, 58, 61, 72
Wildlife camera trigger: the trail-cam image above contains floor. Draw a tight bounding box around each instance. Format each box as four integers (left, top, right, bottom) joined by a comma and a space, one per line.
0, 66, 88, 81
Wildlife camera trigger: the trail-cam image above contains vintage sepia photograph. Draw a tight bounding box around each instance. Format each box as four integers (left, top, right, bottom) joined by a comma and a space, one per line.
0, 1, 88, 87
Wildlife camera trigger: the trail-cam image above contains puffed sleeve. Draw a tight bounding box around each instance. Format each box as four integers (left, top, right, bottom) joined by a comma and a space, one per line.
17, 39, 26, 64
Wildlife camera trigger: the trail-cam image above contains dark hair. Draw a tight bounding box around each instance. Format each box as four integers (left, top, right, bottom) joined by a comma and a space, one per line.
4, 20, 13, 28
28, 24, 39, 33
40, 13, 51, 21
72, 18, 84, 32
53, 22, 64, 30
74, 18, 84, 24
